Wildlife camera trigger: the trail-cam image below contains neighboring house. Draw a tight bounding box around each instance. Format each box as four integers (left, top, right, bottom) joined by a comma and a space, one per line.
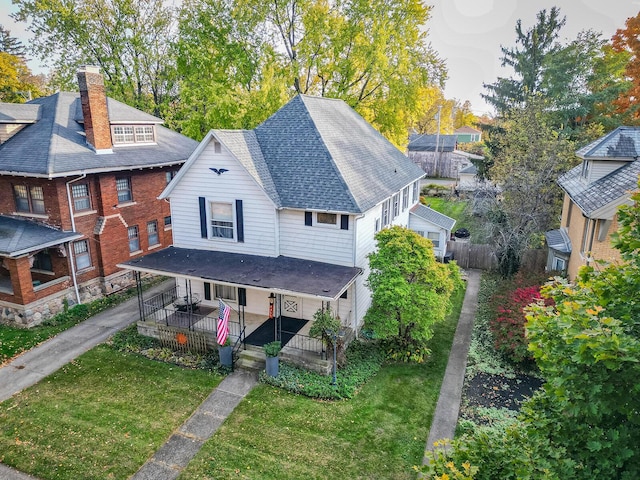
454, 126, 482, 143
120, 95, 428, 365
409, 204, 455, 260
547, 126, 640, 279
0, 66, 198, 326
407, 133, 481, 179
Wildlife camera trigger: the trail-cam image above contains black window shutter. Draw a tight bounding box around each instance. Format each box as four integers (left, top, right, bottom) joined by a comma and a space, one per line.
236, 199, 244, 242
198, 197, 207, 238
305, 211, 312, 226
238, 287, 247, 306
204, 282, 211, 301
340, 214, 349, 230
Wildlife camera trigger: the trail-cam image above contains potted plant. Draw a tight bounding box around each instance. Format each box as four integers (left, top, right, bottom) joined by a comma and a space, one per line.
263, 340, 281, 377
218, 338, 233, 367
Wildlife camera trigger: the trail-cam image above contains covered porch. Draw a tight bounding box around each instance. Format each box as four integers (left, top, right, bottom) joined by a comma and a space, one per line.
119, 246, 362, 368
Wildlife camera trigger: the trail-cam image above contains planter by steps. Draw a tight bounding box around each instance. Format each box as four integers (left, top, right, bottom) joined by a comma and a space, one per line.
265, 355, 279, 377
218, 345, 233, 367
263, 340, 281, 377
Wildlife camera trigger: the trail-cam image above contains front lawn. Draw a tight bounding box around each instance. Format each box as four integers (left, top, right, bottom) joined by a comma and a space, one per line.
0, 346, 221, 480
178, 286, 466, 480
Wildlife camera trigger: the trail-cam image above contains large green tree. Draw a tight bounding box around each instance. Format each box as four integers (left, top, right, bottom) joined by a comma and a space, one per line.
0, 25, 27, 58
364, 226, 461, 362
174, 0, 445, 144
483, 7, 565, 114
12, 0, 178, 115
0, 52, 43, 102
486, 97, 577, 276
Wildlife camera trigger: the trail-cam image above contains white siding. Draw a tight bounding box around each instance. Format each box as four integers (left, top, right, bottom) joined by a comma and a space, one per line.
587, 160, 628, 183
279, 210, 354, 266
409, 215, 449, 258
169, 141, 277, 256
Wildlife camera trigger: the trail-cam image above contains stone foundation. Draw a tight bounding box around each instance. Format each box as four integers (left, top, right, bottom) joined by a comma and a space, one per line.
0, 270, 140, 328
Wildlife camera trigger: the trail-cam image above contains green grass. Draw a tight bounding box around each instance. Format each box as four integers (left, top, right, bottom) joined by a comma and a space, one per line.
422, 196, 491, 244
0, 345, 221, 480
0, 278, 163, 364
178, 286, 466, 480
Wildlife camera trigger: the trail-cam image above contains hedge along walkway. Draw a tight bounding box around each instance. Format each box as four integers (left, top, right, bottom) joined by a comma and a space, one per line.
423, 269, 481, 458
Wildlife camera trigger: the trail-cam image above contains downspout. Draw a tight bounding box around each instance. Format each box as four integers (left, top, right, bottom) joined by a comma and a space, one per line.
65, 173, 87, 304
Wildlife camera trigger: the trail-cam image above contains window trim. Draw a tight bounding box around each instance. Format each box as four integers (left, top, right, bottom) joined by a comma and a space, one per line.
116, 176, 133, 204
426, 231, 440, 248
111, 124, 156, 145
316, 212, 338, 227
14, 184, 46, 214
215, 283, 237, 302
73, 239, 92, 270
147, 220, 160, 247
210, 201, 235, 240
71, 183, 91, 211
128, 225, 140, 253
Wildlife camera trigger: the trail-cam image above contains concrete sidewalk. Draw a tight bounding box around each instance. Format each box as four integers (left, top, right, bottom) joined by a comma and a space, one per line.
423, 269, 481, 457
0, 280, 172, 403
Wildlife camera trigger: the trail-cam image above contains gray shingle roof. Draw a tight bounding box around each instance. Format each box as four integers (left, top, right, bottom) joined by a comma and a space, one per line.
74, 97, 163, 124
0, 215, 82, 257
575, 126, 640, 159
0, 92, 198, 177
410, 204, 456, 230
252, 95, 425, 213
408, 134, 458, 152
0, 103, 41, 123
120, 246, 361, 300
459, 164, 478, 175
558, 159, 640, 216
545, 228, 571, 254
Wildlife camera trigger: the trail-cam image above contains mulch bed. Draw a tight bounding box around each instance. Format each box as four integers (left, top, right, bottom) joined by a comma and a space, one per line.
463, 372, 543, 411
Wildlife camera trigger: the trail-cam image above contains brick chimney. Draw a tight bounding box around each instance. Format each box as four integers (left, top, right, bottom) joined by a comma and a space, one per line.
77, 65, 112, 153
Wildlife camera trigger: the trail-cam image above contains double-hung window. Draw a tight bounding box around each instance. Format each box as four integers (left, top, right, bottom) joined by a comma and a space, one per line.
402, 186, 409, 211
128, 225, 140, 252
412, 181, 419, 203
427, 231, 440, 248
14, 185, 45, 214
210, 202, 234, 239
116, 177, 132, 203
74, 240, 91, 270
382, 199, 390, 227
392, 193, 400, 218
71, 184, 91, 211
147, 220, 159, 246
215, 284, 237, 301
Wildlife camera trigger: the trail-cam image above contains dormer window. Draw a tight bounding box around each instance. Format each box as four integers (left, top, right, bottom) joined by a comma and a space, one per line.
581, 160, 591, 180
112, 125, 155, 145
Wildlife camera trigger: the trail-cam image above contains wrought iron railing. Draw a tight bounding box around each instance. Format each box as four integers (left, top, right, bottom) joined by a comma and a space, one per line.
281, 330, 326, 358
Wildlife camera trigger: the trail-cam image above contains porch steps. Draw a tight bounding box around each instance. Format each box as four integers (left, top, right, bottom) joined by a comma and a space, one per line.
236, 346, 266, 371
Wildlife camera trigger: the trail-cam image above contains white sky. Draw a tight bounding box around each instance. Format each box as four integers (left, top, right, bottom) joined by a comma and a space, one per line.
2, 0, 640, 116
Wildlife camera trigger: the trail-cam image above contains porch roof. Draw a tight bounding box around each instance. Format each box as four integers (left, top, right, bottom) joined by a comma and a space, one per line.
0, 215, 83, 257
119, 246, 362, 301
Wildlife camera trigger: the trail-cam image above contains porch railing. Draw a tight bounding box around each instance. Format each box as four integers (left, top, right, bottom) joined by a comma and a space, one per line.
281, 330, 326, 359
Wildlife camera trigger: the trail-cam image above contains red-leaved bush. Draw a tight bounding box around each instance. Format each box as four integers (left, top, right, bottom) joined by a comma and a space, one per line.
489, 272, 554, 364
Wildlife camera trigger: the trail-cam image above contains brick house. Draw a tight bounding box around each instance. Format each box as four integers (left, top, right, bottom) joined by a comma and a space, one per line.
0, 66, 197, 326
546, 127, 640, 279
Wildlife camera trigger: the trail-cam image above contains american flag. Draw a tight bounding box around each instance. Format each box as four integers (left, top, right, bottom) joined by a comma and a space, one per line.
217, 299, 231, 345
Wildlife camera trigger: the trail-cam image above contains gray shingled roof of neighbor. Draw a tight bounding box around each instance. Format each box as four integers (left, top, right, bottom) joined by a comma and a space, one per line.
558, 158, 640, 216
0, 92, 198, 178
575, 126, 640, 159
459, 164, 478, 175
119, 246, 362, 301
410, 204, 456, 231
545, 228, 572, 254
0, 215, 83, 257
0, 103, 42, 123
454, 126, 481, 134
407, 134, 458, 152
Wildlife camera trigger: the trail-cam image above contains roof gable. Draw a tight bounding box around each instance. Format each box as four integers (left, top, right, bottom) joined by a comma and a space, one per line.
576, 126, 640, 160
0, 103, 41, 123
410, 204, 456, 230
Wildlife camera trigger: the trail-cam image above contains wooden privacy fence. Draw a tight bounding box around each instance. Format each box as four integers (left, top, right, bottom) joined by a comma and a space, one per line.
446, 241, 547, 272
157, 326, 208, 353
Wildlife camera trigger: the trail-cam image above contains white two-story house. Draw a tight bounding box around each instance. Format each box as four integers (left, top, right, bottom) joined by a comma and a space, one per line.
120, 95, 432, 360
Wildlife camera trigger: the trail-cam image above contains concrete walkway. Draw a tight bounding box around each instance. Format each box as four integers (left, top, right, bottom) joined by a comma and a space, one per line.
423, 269, 481, 458
131, 369, 258, 480
0, 280, 172, 402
